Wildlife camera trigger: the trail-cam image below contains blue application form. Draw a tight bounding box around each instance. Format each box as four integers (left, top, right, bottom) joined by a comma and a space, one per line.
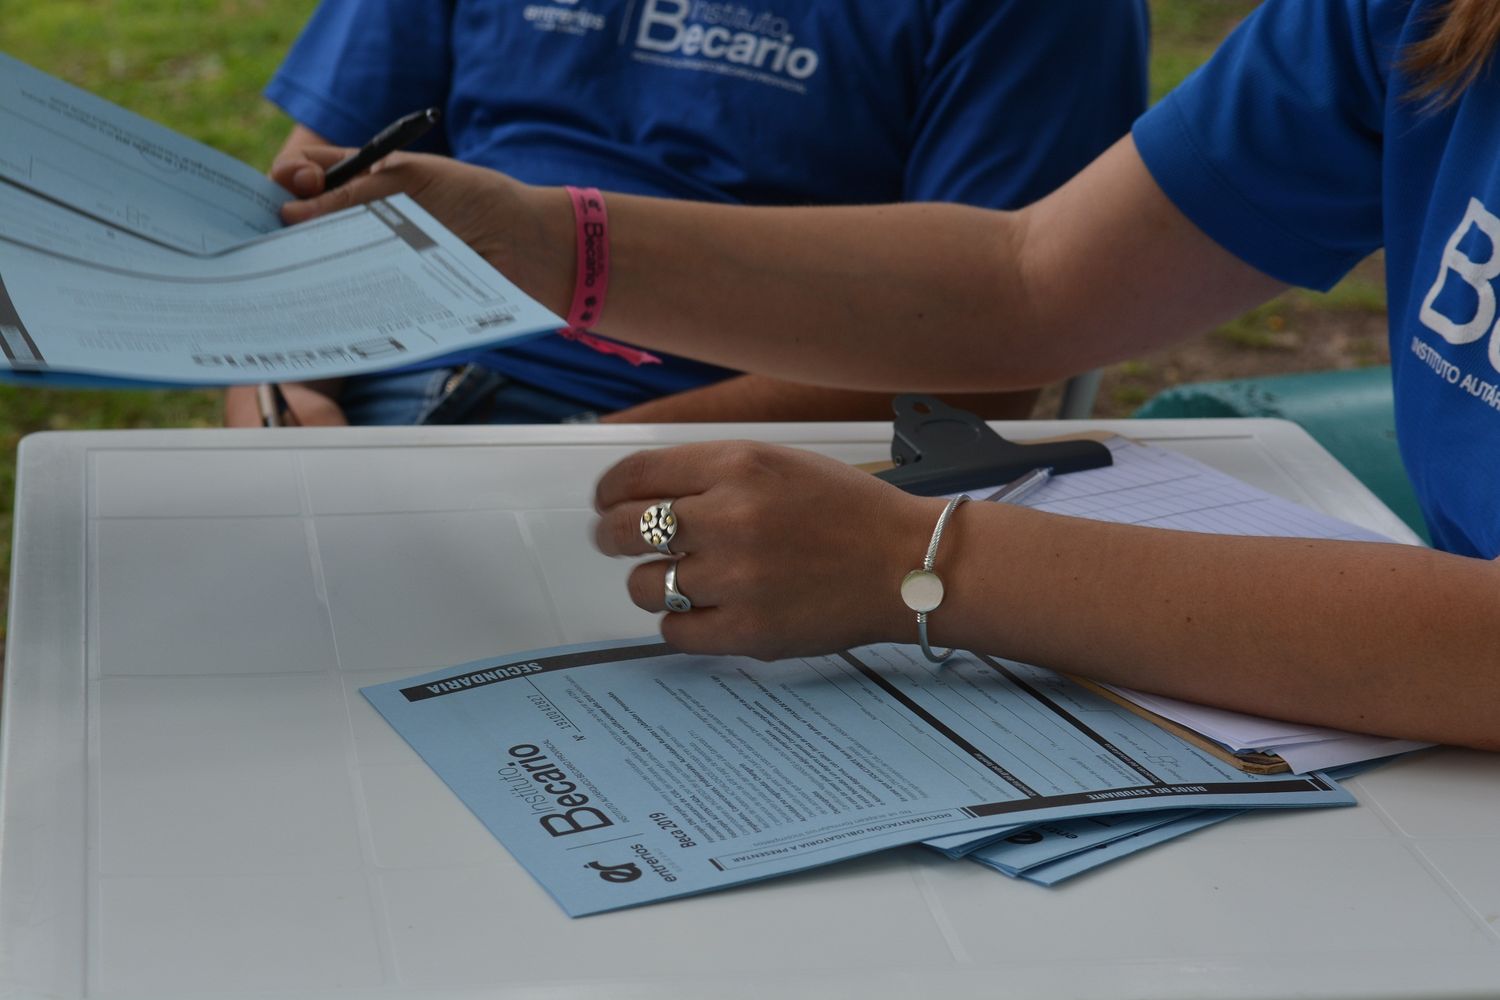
363, 638, 1353, 916
993, 810, 1246, 886
957, 810, 1203, 868
0, 52, 562, 384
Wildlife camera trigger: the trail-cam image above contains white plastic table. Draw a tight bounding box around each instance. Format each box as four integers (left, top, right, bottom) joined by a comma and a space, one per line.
2, 419, 1497, 999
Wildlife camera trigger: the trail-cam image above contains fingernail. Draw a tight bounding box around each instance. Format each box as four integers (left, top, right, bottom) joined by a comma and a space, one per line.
292, 166, 320, 196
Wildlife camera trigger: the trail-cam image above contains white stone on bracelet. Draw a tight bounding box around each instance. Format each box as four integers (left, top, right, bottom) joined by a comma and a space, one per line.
900, 495, 969, 662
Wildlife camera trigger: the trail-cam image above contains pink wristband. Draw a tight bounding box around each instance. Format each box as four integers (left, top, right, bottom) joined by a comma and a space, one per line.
558, 186, 660, 367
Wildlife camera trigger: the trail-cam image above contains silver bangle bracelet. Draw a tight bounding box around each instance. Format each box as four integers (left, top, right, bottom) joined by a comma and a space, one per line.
900, 495, 969, 663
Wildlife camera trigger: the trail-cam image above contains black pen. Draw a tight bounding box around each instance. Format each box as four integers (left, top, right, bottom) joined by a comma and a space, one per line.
323, 107, 442, 190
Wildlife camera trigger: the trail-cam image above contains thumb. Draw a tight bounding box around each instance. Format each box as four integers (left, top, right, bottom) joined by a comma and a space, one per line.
269, 144, 352, 199
279, 168, 409, 225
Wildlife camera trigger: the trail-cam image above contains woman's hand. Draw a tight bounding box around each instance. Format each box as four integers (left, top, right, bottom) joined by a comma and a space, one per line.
593, 441, 946, 659
270, 146, 574, 316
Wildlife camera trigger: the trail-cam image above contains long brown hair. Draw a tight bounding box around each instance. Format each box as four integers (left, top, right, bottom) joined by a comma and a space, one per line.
1403, 0, 1500, 106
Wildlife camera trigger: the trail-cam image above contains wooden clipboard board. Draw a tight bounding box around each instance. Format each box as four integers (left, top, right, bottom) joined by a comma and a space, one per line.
1067, 675, 1290, 775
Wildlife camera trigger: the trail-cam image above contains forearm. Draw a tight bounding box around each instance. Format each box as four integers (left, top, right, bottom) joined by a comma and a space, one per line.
598, 197, 1029, 390
586, 138, 1284, 390
931, 506, 1500, 749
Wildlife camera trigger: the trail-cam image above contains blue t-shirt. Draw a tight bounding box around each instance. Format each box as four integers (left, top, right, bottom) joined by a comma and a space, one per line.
1133, 0, 1500, 559
268, 0, 1147, 413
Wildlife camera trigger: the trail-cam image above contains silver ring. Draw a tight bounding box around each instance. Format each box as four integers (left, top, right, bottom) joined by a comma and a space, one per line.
640, 499, 679, 555
664, 562, 693, 613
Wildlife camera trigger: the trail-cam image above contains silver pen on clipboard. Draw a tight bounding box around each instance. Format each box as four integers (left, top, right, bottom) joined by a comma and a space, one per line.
983, 466, 1052, 504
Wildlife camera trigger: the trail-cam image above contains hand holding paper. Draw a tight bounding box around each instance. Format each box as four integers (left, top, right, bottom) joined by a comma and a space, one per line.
0, 54, 565, 386
270, 144, 572, 317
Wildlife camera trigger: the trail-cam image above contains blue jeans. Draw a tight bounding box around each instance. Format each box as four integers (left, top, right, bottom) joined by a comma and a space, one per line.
339, 365, 599, 426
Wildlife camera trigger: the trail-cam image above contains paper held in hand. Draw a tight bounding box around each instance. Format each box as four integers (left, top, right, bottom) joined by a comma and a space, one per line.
0, 53, 563, 387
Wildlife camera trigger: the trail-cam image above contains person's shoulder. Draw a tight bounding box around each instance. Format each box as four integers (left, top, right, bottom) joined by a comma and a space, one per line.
1208, 0, 1413, 96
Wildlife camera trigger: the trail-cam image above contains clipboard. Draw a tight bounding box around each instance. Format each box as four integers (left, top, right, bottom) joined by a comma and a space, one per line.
1066, 676, 1289, 775
857, 394, 1113, 495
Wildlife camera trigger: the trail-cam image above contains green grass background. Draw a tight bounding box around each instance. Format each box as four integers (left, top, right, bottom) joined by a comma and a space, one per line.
0, 0, 1339, 644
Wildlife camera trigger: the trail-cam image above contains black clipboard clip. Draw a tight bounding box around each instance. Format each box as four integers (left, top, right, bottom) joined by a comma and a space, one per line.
874, 394, 1113, 496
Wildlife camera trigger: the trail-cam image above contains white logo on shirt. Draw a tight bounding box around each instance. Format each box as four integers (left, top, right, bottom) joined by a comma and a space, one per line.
633, 0, 820, 92
1419, 196, 1500, 373
524, 3, 605, 34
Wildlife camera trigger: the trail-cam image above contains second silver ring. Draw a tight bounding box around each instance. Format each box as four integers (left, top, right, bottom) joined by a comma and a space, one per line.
664, 562, 693, 613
